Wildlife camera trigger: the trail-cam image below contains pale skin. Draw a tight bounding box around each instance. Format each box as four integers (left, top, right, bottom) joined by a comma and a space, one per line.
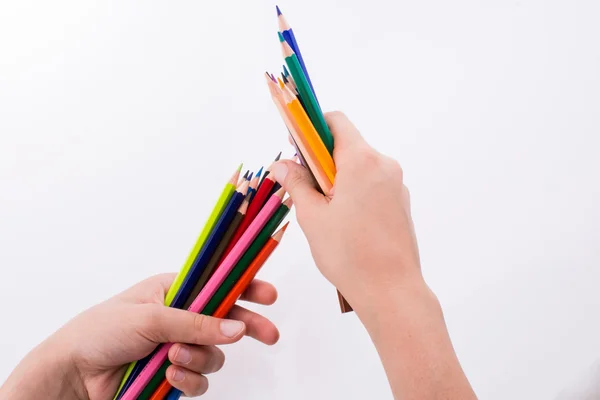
0, 112, 477, 400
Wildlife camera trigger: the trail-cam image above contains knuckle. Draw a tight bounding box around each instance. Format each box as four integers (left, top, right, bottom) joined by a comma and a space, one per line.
141, 304, 162, 329
386, 159, 403, 178
356, 146, 381, 170
325, 110, 346, 120
285, 169, 307, 190
193, 313, 208, 334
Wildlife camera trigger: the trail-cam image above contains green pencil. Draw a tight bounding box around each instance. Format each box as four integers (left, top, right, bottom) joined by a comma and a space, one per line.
280, 36, 334, 154
202, 197, 292, 315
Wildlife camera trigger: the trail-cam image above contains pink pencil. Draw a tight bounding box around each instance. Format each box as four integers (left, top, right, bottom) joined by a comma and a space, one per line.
120, 188, 286, 400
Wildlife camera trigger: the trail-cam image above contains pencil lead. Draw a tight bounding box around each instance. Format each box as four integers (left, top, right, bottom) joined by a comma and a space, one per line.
276, 5, 282, 16
283, 65, 290, 77
247, 172, 253, 181
275, 151, 282, 162
243, 170, 249, 180
277, 31, 285, 43
256, 166, 264, 178
237, 163, 243, 172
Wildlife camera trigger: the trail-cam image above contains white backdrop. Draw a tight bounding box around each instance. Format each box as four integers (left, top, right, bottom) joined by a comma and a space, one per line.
2, 1, 600, 399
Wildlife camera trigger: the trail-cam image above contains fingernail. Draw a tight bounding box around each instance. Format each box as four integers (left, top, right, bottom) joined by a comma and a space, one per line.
174, 346, 191, 364
220, 320, 244, 338
271, 163, 288, 184
172, 368, 185, 382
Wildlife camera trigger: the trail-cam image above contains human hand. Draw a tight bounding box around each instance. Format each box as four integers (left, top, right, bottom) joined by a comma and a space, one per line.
0, 273, 279, 400
271, 112, 477, 400
271, 111, 422, 314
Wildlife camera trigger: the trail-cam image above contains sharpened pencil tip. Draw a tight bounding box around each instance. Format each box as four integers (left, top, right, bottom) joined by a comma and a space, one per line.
283, 65, 290, 77
243, 170, 249, 180
275, 151, 282, 162
256, 166, 264, 178
276, 5, 282, 16
277, 31, 285, 42
248, 172, 253, 181
237, 163, 243, 172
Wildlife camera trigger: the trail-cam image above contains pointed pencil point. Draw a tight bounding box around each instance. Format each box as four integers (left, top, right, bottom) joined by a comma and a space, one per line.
283, 65, 290, 76
248, 172, 253, 181
280, 221, 290, 232
237, 163, 243, 172
275, 151, 282, 162
277, 31, 285, 42
256, 166, 264, 178
276, 5, 282, 16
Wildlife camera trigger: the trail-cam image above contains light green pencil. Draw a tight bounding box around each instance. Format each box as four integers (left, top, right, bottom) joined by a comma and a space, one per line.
164, 164, 242, 305
112, 163, 242, 399
280, 34, 334, 154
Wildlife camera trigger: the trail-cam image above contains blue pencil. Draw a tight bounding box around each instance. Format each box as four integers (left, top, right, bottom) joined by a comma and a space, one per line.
169, 181, 249, 309
165, 388, 182, 400
277, 6, 320, 107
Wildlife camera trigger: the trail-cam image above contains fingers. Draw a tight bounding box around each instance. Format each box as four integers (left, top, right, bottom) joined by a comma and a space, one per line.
239, 279, 278, 305
227, 305, 280, 345
324, 111, 365, 153
271, 160, 328, 211
166, 365, 209, 397
168, 344, 225, 375
137, 304, 246, 346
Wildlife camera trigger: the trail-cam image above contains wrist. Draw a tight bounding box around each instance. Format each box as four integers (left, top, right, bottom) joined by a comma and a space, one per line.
0, 336, 87, 400
350, 276, 442, 337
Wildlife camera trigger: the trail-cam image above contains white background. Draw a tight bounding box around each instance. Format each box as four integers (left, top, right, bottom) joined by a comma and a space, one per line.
1, 1, 600, 399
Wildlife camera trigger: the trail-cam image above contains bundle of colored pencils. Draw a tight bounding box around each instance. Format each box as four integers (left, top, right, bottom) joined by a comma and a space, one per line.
113, 156, 293, 400
268, 6, 352, 314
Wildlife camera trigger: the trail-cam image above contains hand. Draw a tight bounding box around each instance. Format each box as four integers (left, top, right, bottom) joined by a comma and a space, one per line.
271, 111, 477, 400
271, 111, 422, 313
0, 274, 279, 400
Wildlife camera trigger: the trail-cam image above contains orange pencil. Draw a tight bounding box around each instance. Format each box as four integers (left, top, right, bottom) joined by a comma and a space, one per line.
214, 222, 287, 318
265, 74, 333, 194
281, 83, 336, 184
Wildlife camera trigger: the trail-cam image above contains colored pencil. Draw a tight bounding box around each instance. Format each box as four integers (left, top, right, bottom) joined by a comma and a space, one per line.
113, 165, 241, 399
281, 39, 334, 154
266, 76, 331, 193
120, 188, 286, 400
247, 168, 262, 203
182, 196, 250, 309
214, 221, 288, 317
281, 85, 336, 184
277, 6, 320, 106
203, 199, 291, 315
257, 152, 281, 191
151, 221, 291, 400
219, 174, 276, 262
169, 181, 249, 310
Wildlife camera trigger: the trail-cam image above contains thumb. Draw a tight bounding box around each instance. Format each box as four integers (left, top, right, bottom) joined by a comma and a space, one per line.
138, 305, 246, 346
271, 160, 327, 210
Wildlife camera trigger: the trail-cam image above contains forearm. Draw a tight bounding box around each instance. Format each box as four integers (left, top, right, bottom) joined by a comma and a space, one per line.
355, 280, 477, 400
0, 339, 86, 400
